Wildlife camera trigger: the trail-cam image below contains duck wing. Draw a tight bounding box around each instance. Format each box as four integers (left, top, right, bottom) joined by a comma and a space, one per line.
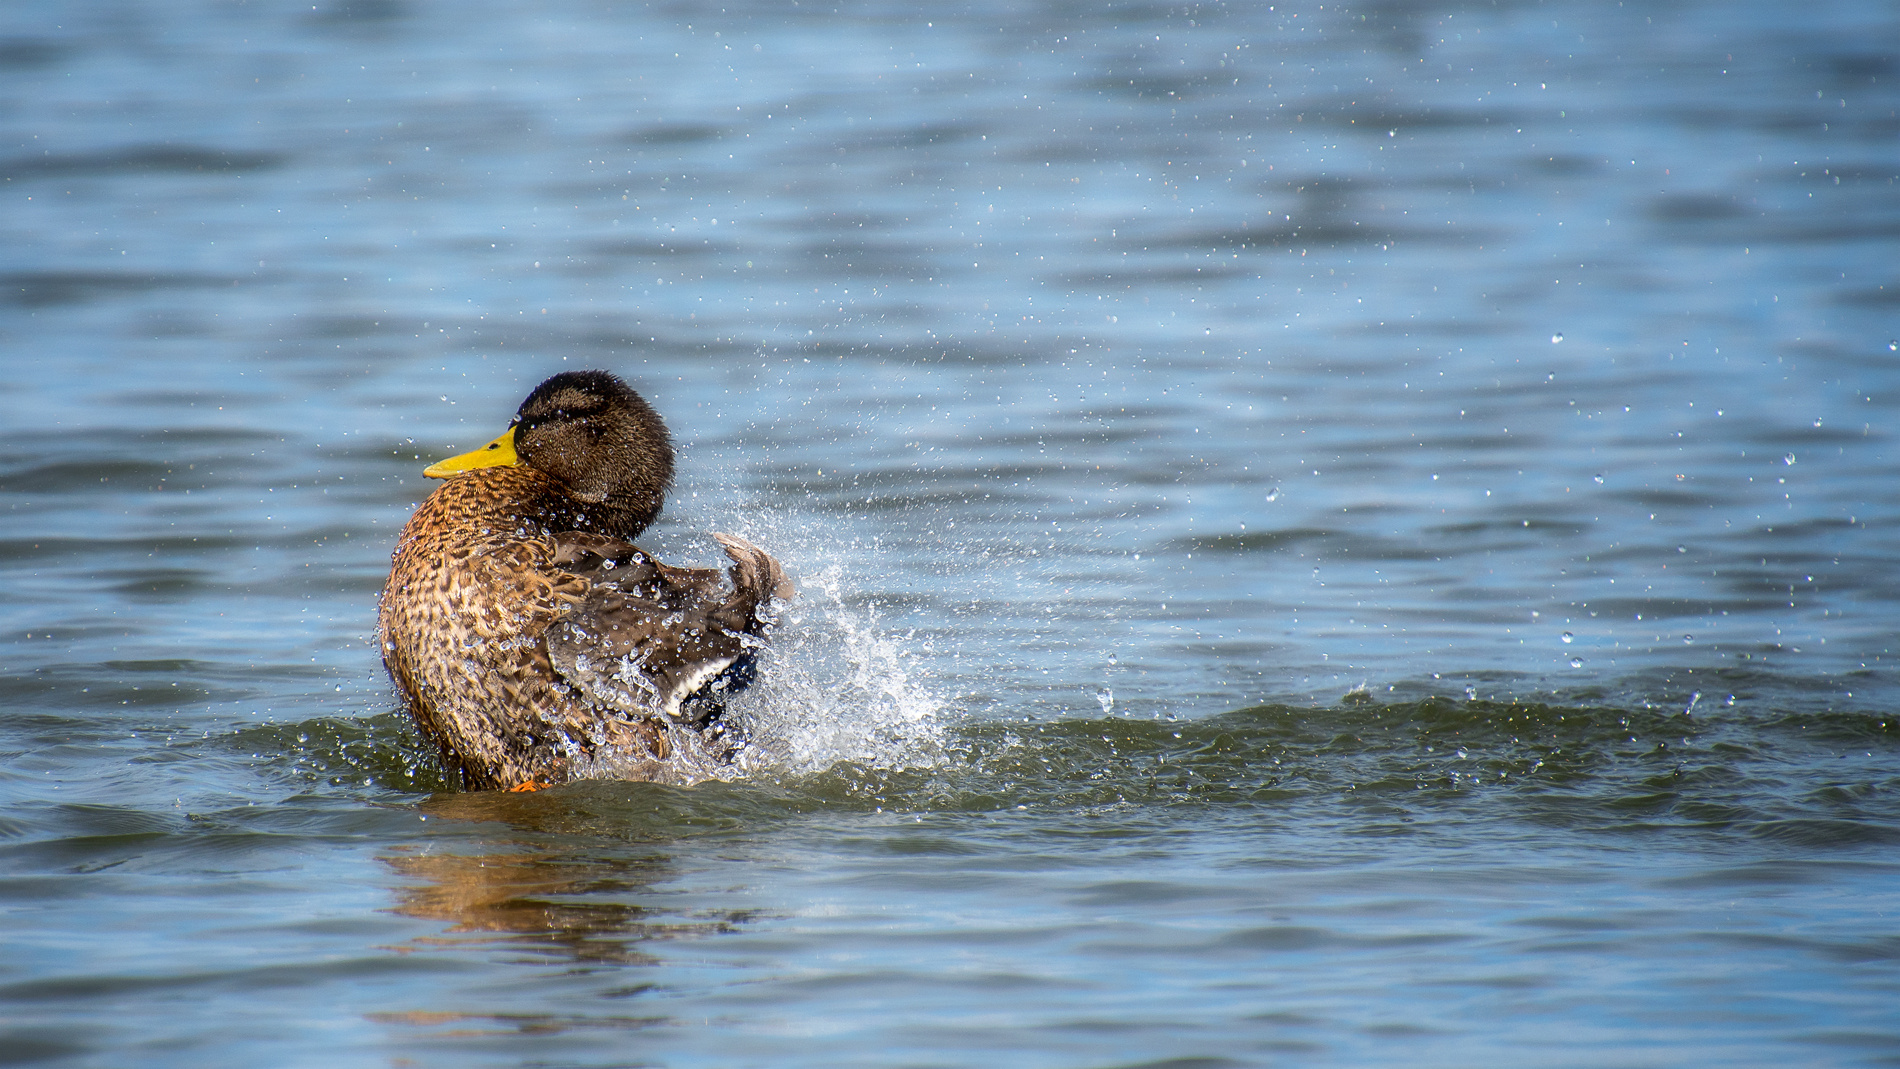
545, 532, 792, 724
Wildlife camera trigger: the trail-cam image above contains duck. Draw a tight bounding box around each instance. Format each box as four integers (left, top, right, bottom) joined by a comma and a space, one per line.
377, 370, 792, 791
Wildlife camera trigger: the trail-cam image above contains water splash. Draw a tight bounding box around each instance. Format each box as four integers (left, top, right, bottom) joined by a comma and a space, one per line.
728, 561, 945, 777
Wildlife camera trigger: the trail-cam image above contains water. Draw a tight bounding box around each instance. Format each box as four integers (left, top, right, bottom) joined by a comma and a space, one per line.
4, 0, 1899, 1064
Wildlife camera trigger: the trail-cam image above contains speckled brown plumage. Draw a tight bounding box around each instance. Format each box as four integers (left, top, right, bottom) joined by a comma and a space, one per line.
377, 372, 790, 791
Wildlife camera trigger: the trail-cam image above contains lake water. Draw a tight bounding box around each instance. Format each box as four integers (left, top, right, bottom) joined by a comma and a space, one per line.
3, 0, 1899, 1065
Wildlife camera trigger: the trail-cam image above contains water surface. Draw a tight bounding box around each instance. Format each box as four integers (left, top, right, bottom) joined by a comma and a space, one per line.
3, 0, 1899, 1065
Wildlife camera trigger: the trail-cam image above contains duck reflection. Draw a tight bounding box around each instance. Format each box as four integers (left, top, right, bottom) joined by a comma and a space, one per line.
381, 784, 752, 967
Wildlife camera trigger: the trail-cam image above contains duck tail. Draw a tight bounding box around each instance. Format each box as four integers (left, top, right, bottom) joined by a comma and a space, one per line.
709, 532, 794, 627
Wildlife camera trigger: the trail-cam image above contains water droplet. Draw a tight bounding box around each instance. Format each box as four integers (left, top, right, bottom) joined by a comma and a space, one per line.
1683, 634, 1695, 644
1464, 685, 1477, 700
1593, 473, 1605, 484
1551, 332, 1563, 343
1677, 545, 1686, 553
1890, 340, 1897, 351
1561, 632, 1574, 643
1569, 658, 1584, 668
1783, 453, 1796, 465
1096, 687, 1114, 714
1813, 417, 1823, 427
1264, 487, 1280, 502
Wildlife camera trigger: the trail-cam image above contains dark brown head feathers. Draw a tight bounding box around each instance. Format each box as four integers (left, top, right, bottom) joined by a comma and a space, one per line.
514, 370, 674, 538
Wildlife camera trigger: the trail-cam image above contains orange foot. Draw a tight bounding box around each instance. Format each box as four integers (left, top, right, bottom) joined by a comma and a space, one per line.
507, 780, 551, 793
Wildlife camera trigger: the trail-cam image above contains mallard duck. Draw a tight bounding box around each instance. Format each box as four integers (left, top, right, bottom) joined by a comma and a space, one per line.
378, 370, 792, 791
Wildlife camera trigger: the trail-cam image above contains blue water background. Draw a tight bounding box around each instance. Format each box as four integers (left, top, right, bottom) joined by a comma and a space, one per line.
2, 0, 1899, 1065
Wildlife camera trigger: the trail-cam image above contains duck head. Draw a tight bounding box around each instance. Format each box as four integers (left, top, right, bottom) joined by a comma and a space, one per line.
424, 370, 675, 538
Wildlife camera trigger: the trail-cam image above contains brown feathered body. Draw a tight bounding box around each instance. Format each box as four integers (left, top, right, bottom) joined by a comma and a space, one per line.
377, 371, 789, 791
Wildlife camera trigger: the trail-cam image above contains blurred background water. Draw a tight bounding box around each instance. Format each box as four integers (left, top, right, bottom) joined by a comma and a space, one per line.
3, 0, 1899, 1065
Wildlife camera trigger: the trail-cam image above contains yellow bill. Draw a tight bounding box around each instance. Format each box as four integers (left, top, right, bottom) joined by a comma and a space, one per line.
422, 425, 520, 478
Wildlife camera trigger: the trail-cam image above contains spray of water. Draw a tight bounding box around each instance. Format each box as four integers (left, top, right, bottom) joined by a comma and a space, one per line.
728, 561, 946, 776
614, 491, 950, 782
